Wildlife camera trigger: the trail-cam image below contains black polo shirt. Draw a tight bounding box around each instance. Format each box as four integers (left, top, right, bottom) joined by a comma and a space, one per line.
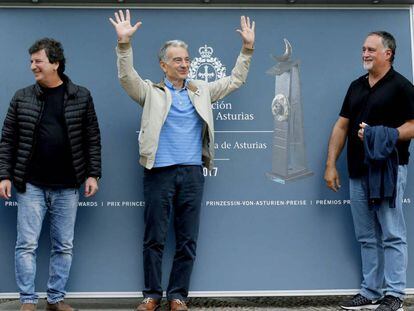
340, 67, 414, 178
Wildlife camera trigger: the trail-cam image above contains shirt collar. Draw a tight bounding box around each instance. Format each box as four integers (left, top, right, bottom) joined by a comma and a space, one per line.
164, 77, 189, 91
364, 66, 395, 87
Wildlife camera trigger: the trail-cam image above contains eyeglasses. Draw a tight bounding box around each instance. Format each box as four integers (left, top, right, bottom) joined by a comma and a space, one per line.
170, 57, 191, 65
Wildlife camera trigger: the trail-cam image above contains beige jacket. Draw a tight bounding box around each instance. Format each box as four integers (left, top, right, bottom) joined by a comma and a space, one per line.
116, 43, 253, 170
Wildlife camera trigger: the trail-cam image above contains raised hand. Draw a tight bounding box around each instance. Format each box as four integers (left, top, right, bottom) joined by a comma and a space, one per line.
109, 9, 142, 43
236, 16, 255, 49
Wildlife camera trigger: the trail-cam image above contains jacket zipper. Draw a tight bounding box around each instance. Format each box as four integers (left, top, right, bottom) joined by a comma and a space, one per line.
62, 92, 79, 186
24, 93, 45, 181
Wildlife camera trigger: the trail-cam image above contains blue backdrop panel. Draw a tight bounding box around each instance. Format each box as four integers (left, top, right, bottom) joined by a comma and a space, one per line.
0, 7, 413, 293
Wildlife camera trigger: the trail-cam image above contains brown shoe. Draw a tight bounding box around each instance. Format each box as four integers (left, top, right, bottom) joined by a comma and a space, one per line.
45, 301, 77, 311
169, 299, 188, 311
136, 298, 160, 311
20, 303, 36, 311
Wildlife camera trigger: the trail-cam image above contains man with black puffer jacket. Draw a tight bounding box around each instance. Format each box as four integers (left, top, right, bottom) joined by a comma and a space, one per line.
0, 38, 101, 311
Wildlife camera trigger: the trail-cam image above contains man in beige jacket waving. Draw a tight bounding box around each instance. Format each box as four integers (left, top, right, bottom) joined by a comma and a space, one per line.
110, 9, 254, 311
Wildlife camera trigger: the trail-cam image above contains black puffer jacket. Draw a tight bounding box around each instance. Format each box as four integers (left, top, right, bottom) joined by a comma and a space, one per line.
0, 76, 101, 192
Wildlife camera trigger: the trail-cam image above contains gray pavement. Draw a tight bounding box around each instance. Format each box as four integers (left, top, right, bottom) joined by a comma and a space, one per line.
1, 296, 414, 310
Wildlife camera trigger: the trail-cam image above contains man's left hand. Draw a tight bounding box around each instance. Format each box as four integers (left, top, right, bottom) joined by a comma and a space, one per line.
237, 16, 255, 49
85, 177, 99, 197
358, 122, 368, 141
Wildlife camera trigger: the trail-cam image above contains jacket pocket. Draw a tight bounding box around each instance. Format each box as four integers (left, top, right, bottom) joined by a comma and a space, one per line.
138, 128, 153, 156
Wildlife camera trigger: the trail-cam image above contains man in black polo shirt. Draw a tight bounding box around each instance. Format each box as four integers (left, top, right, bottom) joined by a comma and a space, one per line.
0, 38, 101, 311
325, 31, 414, 311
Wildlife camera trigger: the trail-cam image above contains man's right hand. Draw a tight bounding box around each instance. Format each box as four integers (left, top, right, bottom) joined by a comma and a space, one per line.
0, 179, 11, 199
324, 166, 341, 192
109, 9, 142, 44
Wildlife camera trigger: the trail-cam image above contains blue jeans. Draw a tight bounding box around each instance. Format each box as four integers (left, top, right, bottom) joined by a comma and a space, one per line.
349, 165, 408, 300
15, 183, 79, 304
142, 165, 204, 301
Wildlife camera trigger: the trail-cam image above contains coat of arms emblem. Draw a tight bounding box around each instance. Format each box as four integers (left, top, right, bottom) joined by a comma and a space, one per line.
189, 45, 226, 82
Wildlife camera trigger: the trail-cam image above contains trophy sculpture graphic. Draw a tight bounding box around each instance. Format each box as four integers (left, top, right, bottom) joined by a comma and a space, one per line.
266, 39, 313, 184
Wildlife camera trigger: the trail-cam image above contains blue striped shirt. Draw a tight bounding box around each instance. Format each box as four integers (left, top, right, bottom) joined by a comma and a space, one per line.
153, 78, 203, 167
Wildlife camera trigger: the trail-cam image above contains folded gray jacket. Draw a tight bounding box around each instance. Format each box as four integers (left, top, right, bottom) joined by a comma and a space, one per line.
363, 125, 399, 208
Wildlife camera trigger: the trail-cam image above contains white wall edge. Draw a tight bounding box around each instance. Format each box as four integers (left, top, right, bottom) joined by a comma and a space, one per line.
2, 289, 414, 299
411, 5, 414, 82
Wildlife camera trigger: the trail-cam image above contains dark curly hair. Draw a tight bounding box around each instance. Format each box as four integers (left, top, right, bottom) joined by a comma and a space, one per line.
29, 38, 66, 77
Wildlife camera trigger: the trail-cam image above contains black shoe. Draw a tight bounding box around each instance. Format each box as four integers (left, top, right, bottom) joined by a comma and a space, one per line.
375, 295, 404, 311
339, 293, 380, 310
